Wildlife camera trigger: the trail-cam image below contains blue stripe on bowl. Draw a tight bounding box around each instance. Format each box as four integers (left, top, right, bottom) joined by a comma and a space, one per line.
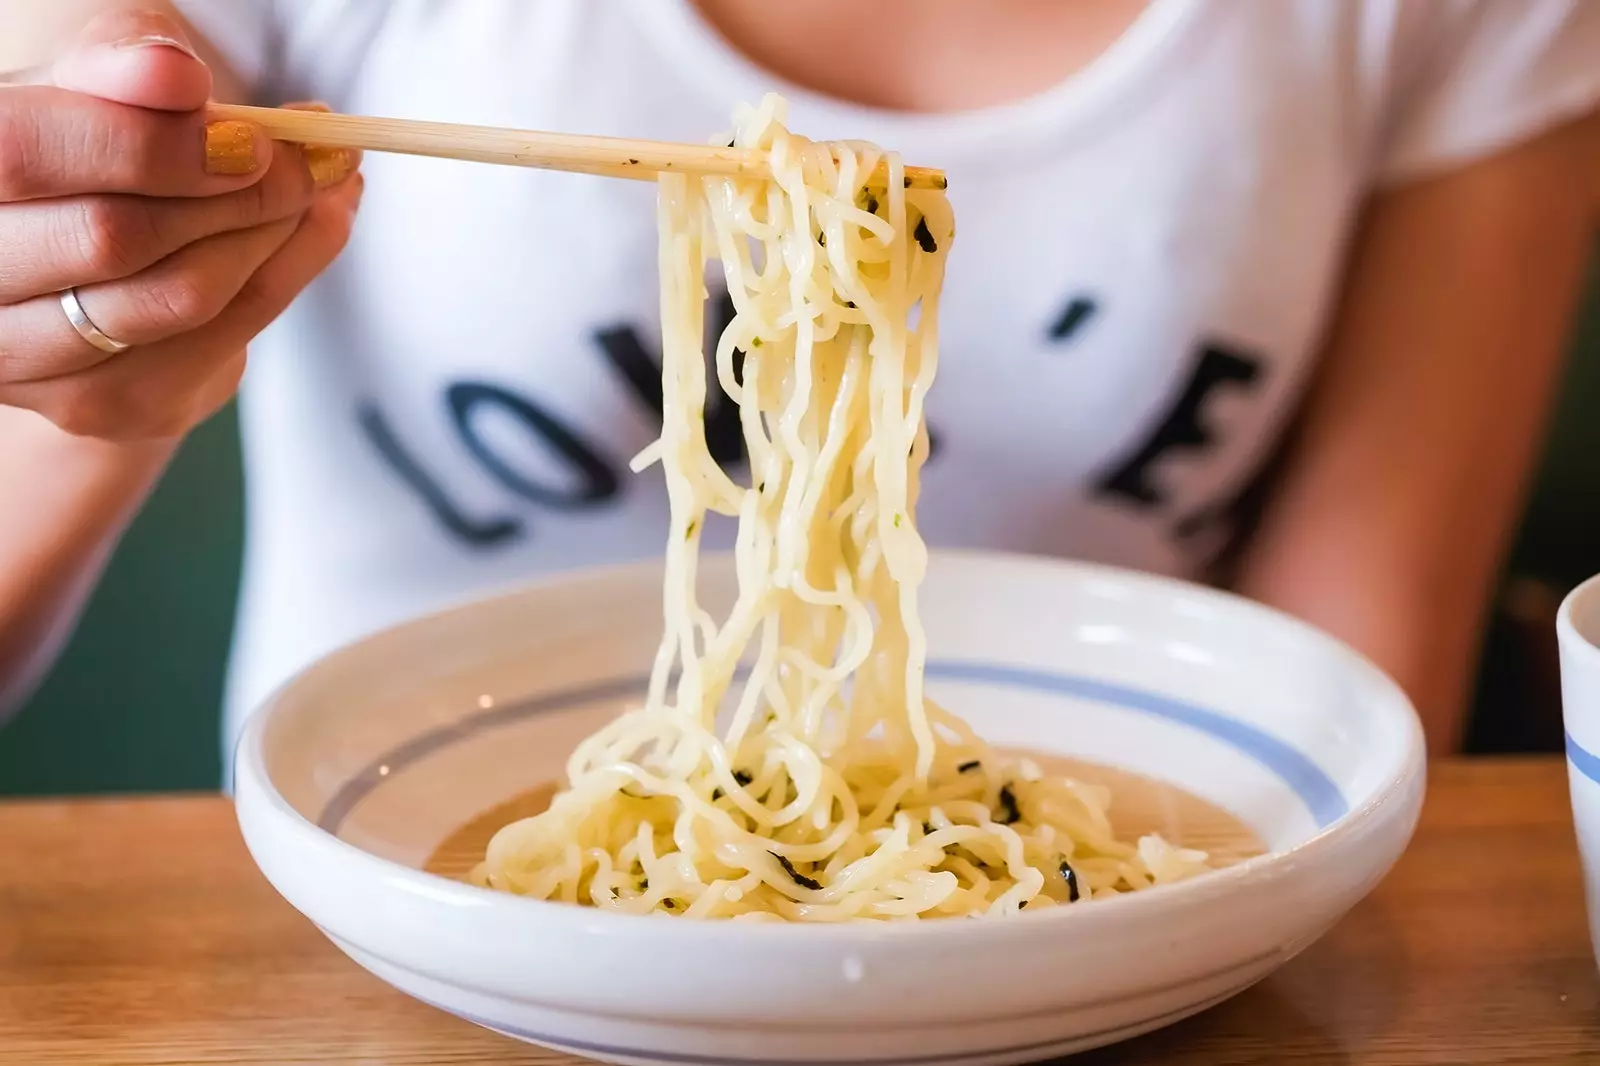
926, 662, 1347, 827
1566, 731, 1600, 786
317, 660, 1347, 833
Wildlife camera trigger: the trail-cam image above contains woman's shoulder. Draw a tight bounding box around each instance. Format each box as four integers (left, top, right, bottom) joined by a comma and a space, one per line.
1351, 0, 1599, 183
1213, 0, 1600, 185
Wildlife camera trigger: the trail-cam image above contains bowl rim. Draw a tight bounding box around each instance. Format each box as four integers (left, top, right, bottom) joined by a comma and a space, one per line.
236, 548, 1427, 948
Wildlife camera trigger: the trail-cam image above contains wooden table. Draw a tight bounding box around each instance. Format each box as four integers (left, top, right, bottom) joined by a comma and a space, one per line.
2, 757, 1597, 1065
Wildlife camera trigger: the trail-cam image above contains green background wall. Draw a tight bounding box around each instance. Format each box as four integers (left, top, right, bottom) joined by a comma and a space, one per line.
2, 253, 1598, 795
0, 411, 242, 793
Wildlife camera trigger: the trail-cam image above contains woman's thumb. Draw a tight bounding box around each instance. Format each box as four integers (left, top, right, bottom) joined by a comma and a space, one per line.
49, 8, 212, 112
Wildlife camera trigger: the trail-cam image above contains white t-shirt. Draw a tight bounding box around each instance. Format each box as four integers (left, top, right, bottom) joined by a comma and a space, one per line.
175, 0, 1600, 756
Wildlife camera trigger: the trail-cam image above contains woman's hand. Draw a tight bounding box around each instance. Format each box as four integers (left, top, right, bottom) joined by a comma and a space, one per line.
0, 8, 362, 442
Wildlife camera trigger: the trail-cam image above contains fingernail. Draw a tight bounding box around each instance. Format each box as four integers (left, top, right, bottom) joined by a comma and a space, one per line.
280, 102, 360, 188
204, 120, 260, 176
114, 33, 199, 59
306, 146, 359, 188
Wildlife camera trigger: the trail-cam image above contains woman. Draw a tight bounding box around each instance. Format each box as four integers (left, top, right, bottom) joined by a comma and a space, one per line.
0, 1, 1595, 762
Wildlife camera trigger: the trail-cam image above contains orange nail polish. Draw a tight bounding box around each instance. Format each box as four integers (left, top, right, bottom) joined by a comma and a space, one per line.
305, 146, 359, 188
280, 103, 357, 187
204, 121, 259, 176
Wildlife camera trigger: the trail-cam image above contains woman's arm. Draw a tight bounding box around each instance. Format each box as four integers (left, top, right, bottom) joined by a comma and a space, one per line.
0, 409, 175, 715
0, 5, 357, 720
1235, 111, 1599, 753
0, 2, 234, 720
0, 4, 166, 717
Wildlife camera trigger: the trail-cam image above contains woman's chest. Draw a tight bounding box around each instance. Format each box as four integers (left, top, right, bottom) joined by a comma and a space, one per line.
269, 0, 1369, 575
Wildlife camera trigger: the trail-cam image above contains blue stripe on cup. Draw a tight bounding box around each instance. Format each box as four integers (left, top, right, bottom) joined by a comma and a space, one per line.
1566, 731, 1600, 786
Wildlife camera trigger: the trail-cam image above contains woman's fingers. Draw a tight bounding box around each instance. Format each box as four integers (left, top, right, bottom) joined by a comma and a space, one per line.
0, 5, 367, 443
0, 145, 321, 304
0, 86, 273, 202
0, 144, 321, 302
1, 175, 363, 441
47, 8, 213, 112
0, 210, 307, 381
200, 172, 365, 351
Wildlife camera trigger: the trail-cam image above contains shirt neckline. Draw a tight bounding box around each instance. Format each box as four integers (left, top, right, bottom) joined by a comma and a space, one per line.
630, 0, 1210, 166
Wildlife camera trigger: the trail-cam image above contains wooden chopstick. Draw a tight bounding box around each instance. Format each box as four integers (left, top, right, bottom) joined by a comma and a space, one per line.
207, 104, 949, 191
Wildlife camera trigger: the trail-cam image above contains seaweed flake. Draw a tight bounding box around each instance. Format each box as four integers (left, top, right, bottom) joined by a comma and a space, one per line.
1059, 861, 1081, 902
772, 852, 823, 891
996, 784, 1021, 825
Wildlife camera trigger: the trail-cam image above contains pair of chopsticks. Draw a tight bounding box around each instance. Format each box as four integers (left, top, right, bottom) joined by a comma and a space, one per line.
208, 103, 948, 191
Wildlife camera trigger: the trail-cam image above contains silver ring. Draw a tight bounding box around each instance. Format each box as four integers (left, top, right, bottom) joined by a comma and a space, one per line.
60, 288, 131, 355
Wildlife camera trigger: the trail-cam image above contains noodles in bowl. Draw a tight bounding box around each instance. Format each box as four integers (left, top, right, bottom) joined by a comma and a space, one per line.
470, 96, 1212, 920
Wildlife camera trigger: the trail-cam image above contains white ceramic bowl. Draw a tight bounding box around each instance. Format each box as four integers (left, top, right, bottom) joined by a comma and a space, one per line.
235, 550, 1425, 1066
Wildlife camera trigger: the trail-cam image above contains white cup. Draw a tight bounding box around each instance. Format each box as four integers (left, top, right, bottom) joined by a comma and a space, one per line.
1558, 573, 1600, 962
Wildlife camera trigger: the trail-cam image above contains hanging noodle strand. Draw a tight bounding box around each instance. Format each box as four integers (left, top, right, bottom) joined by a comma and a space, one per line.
473, 96, 1211, 921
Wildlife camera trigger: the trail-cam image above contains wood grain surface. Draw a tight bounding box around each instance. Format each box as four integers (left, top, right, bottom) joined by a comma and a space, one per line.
2, 758, 1597, 1065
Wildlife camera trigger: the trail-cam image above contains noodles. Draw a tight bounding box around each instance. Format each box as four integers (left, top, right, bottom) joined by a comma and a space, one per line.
472, 95, 1212, 920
